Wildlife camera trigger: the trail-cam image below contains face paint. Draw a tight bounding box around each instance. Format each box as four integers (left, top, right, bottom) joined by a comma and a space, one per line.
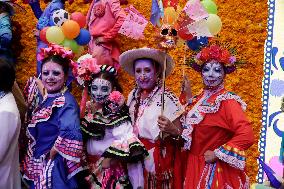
201, 61, 225, 88
134, 59, 157, 90
41, 61, 66, 94
91, 78, 112, 104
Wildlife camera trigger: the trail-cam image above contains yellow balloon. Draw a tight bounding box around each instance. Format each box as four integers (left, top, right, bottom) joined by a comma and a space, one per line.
206, 14, 222, 35
46, 26, 65, 44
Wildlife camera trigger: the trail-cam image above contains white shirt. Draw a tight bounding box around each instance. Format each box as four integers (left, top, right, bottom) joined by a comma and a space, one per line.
0, 92, 21, 189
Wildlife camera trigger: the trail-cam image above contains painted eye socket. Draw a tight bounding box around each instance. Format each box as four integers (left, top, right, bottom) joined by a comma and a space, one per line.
214, 68, 222, 73
202, 67, 210, 72
91, 85, 98, 91
171, 29, 177, 36
161, 28, 169, 35
42, 71, 49, 76
101, 86, 109, 92
53, 71, 61, 76
144, 68, 151, 73
135, 68, 142, 74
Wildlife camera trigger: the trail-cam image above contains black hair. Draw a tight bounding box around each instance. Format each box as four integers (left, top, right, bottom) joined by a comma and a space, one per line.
41, 55, 70, 75
0, 58, 15, 92
133, 58, 161, 77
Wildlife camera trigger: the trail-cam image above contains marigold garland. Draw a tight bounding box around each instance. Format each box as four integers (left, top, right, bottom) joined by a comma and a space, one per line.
12, 0, 267, 182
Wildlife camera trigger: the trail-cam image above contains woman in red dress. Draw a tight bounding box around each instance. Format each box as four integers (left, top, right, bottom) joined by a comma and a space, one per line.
159, 45, 255, 188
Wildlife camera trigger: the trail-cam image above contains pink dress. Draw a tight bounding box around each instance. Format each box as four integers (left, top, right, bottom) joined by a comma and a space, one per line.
87, 0, 126, 69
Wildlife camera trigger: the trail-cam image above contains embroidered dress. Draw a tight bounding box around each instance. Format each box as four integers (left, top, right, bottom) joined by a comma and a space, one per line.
81, 101, 148, 188
127, 86, 185, 189
86, 0, 126, 69
22, 90, 83, 189
182, 86, 254, 189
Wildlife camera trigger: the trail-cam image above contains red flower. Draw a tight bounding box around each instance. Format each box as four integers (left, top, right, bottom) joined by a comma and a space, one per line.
200, 47, 211, 62
209, 45, 221, 60
219, 49, 231, 64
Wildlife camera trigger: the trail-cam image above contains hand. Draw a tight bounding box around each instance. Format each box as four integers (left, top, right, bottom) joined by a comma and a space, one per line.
33, 29, 40, 37
158, 115, 181, 136
94, 37, 105, 45
204, 150, 218, 163
50, 147, 58, 160
35, 77, 47, 98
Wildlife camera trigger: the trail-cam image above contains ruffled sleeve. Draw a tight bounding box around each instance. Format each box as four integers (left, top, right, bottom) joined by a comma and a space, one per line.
213, 99, 254, 170
102, 0, 126, 41
102, 121, 148, 162
54, 97, 83, 163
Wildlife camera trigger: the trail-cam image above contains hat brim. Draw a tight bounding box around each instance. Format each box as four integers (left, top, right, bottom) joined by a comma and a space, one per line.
119, 48, 175, 77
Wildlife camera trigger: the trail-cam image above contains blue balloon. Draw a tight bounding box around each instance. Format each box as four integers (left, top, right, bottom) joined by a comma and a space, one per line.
186, 36, 208, 51
75, 29, 91, 46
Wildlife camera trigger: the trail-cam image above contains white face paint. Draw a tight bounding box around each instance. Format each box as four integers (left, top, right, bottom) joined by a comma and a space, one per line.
91, 78, 112, 104
201, 61, 225, 88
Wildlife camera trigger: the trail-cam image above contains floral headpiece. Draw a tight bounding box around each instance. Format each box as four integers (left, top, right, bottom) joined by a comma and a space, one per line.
75, 54, 118, 86
38, 44, 75, 66
188, 44, 241, 74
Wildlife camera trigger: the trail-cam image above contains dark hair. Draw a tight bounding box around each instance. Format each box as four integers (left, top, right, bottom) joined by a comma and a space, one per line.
133, 58, 161, 77
41, 55, 70, 75
88, 72, 122, 93
0, 58, 15, 92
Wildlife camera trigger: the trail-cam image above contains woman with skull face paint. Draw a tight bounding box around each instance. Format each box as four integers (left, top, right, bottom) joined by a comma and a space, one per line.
120, 47, 185, 189
22, 45, 84, 189
161, 45, 254, 188
75, 56, 148, 188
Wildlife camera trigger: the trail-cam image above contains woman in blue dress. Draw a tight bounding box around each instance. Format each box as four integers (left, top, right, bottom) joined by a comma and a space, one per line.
22, 44, 84, 189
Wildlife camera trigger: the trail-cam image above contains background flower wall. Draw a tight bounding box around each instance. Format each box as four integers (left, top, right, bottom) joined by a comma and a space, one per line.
13, 0, 267, 182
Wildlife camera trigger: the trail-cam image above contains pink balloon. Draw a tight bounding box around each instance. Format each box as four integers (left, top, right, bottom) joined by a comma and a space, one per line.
71, 12, 86, 28
264, 156, 283, 180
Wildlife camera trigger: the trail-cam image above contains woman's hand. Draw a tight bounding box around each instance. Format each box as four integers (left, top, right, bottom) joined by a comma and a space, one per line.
158, 115, 181, 136
204, 150, 218, 163
50, 147, 58, 160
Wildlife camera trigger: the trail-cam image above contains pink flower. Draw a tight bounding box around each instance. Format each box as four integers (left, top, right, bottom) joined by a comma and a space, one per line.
80, 58, 100, 74
108, 91, 125, 105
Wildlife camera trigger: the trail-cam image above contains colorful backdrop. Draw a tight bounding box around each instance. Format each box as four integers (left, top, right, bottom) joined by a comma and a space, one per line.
12, 0, 267, 182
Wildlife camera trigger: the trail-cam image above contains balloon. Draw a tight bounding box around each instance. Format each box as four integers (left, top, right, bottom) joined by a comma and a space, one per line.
52, 9, 70, 26
62, 20, 80, 39
71, 12, 86, 28
75, 29, 91, 45
201, 0, 218, 14
39, 27, 49, 44
206, 14, 222, 35
186, 36, 208, 51
62, 39, 79, 53
46, 26, 65, 44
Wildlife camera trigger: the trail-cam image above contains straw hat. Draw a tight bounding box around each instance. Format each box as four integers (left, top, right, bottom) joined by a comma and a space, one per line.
119, 47, 175, 77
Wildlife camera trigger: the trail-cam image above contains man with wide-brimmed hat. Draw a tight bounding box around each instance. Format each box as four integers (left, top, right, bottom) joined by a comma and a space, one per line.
120, 47, 185, 189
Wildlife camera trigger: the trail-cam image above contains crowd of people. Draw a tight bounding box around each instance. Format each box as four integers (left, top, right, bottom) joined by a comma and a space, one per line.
0, 0, 255, 188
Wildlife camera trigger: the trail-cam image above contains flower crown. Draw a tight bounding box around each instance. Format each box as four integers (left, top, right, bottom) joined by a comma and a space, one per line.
74, 55, 118, 86
188, 44, 243, 74
38, 44, 75, 62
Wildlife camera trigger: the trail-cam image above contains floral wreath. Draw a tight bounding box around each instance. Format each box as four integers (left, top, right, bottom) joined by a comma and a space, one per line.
187, 44, 244, 74
74, 55, 118, 86
38, 44, 76, 67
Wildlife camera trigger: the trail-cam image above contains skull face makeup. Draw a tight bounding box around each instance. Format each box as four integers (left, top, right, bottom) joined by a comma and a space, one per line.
159, 24, 178, 49
91, 78, 112, 104
201, 61, 225, 88
41, 61, 66, 94
134, 59, 157, 90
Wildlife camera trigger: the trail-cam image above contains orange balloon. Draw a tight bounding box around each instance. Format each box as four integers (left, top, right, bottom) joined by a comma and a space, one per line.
62, 20, 80, 39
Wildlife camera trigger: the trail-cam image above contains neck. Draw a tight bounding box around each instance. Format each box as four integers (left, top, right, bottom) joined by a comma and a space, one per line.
204, 83, 224, 94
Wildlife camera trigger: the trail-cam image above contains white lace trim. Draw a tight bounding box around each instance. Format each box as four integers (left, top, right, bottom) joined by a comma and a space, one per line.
181, 127, 193, 150
214, 148, 245, 171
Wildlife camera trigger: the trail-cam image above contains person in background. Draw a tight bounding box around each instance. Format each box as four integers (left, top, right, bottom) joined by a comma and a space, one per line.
0, 57, 21, 189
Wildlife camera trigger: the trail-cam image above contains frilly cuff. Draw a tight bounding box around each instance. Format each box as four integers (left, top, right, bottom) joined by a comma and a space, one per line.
102, 136, 148, 163
37, 16, 49, 30
214, 144, 246, 170
54, 136, 83, 163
